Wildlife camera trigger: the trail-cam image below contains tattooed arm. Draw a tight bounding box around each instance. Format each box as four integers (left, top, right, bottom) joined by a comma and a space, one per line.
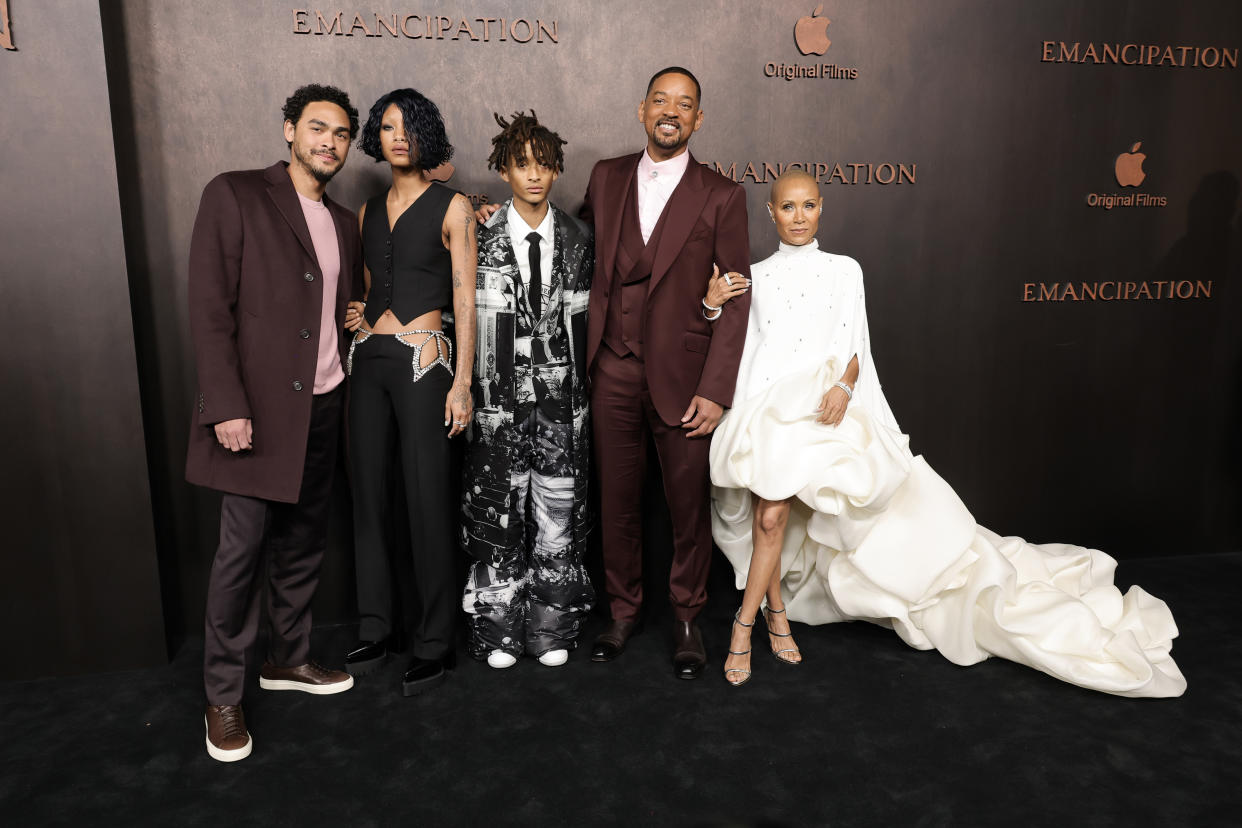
443, 193, 477, 437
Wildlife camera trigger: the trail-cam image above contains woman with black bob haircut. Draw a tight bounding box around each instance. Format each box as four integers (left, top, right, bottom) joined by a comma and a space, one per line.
342, 87, 477, 696
357, 87, 454, 169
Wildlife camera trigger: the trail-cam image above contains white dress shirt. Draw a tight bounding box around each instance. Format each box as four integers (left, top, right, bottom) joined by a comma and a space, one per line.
507, 201, 555, 321
636, 148, 690, 244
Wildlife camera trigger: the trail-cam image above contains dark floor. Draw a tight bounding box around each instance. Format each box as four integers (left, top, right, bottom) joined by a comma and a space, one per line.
2, 552, 1239, 827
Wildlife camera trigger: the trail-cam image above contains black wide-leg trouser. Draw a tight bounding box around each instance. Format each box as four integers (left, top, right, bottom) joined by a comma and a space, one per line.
349, 333, 456, 660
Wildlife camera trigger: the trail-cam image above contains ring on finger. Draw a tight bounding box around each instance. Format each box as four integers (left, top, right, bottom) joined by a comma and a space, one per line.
723, 273, 733, 286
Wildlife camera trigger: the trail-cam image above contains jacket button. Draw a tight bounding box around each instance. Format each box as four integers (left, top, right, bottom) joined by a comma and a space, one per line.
292, 381, 304, 391
299, 329, 310, 339
304, 272, 315, 282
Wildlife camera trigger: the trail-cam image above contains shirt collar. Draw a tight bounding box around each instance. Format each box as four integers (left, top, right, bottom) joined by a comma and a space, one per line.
507, 201, 555, 242
638, 148, 691, 183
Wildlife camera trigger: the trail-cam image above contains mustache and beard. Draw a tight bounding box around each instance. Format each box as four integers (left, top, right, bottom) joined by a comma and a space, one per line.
294, 143, 341, 184
651, 117, 684, 148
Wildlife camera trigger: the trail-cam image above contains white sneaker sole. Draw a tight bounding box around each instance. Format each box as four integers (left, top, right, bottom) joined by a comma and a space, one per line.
258, 675, 354, 694
486, 651, 518, 669
204, 716, 252, 763
537, 650, 569, 667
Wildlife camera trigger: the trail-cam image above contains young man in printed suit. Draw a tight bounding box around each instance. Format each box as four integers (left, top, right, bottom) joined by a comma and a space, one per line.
461, 112, 596, 669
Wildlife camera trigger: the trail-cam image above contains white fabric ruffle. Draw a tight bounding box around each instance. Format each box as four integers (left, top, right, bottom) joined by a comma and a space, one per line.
711, 357, 1186, 698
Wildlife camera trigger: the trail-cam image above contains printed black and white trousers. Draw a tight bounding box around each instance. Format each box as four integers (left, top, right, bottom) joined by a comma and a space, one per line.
462, 406, 594, 658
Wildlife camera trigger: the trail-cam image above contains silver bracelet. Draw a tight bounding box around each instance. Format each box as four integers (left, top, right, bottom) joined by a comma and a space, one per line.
701, 298, 722, 312
833, 381, 853, 400
702, 306, 722, 321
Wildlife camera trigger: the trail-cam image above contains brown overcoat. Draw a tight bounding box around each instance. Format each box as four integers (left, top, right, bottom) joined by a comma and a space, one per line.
580, 152, 752, 424
185, 161, 363, 503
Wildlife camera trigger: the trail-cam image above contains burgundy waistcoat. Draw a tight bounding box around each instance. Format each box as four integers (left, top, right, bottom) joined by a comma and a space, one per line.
602, 179, 668, 360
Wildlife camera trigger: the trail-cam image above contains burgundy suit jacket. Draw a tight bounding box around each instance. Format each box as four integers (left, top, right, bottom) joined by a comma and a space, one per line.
185, 161, 363, 503
581, 151, 751, 424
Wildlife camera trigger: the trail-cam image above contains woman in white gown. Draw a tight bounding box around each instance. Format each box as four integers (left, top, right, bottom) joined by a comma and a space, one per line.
707, 170, 1186, 697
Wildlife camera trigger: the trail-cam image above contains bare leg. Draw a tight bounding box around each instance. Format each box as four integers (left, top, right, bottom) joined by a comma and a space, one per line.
724, 495, 792, 684
764, 563, 802, 664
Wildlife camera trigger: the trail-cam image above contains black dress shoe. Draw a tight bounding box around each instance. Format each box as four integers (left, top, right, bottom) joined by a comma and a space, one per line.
345, 637, 396, 677
401, 652, 455, 696
671, 619, 707, 680
590, 619, 643, 662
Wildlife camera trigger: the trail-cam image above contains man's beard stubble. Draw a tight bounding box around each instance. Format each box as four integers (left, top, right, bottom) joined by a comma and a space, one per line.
652, 119, 684, 150
295, 144, 340, 184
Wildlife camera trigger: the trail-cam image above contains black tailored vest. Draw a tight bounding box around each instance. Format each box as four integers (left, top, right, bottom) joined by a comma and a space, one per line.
603, 180, 667, 360
361, 183, 457, 326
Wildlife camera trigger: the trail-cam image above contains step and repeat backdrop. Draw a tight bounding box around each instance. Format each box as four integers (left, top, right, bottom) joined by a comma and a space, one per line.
25, 0, 1240, 645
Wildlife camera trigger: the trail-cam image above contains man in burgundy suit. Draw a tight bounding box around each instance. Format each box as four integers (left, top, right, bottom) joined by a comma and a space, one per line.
186, 84, 364, 761
581, 67, 751, 678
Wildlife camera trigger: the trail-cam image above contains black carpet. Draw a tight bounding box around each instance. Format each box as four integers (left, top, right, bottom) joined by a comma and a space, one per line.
2, 553, 1239, 827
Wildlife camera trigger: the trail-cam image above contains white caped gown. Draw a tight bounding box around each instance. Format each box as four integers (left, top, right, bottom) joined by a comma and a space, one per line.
709, 239, 1185, 698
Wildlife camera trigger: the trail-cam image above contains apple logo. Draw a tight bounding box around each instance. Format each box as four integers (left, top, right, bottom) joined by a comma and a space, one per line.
795, 4, 831, 56
1114, 142, 1147, 188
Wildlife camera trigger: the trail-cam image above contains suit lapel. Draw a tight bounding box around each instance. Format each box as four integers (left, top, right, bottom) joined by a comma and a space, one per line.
265, 162, 318, 267
650, 154, 709, 294
484, 202, 526, 318
600, 156, 639, 283
553, 205, 578, 291
324, 197, 351, 309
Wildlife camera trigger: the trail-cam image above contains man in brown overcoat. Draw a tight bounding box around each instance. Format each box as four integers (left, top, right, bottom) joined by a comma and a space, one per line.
185, 84, 364, 761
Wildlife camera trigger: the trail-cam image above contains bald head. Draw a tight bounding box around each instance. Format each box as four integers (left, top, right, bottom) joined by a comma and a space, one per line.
767, 168, 822, 246
769, 168, 818, 203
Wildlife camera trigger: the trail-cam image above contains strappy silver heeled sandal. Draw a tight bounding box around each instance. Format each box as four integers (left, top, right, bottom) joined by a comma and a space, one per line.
763, 606, 802, 665
725, 610, 754, 687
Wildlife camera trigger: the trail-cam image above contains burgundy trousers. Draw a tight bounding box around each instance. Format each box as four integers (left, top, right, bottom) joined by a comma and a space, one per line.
203, 385, 342, 706
590, 347, 713, 623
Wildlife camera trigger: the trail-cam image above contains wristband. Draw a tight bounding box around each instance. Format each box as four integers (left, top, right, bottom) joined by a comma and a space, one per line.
833, 381, 853, 400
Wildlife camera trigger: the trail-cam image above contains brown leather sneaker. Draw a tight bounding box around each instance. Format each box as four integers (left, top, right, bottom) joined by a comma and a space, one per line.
204, 704, 252, 762
258, 661, 354, 695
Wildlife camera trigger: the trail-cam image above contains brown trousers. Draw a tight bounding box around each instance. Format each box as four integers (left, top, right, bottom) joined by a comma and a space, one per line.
203, 384, 342, 706
591, 347, 713, 623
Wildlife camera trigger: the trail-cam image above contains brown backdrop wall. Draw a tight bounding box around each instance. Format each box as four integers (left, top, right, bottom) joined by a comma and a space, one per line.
93, 0, 1242, 641
0, 0, 165, 678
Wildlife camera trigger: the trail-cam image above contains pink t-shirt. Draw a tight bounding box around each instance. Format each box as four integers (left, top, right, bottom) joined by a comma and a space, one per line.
298, 192, 345, 394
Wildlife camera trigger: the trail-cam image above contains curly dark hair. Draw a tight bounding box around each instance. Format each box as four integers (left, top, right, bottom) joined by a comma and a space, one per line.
645, 66, 702, 103
486, 111, 567, 173
358, 88, 454, 169
281, 84, 359, 148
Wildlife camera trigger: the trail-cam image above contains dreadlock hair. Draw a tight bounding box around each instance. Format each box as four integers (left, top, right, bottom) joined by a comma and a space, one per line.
486, 111, 567, 174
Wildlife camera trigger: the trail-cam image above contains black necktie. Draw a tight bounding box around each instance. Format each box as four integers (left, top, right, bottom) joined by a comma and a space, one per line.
526, 231, 542, 319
